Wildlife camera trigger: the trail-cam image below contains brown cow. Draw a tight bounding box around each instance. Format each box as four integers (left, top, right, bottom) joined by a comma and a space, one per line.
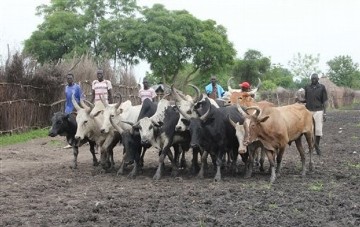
229, 97, 275, 176
243, 103, 315, 183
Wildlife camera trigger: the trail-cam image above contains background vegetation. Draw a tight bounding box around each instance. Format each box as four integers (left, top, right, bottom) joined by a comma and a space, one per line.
1, 0, 359, 91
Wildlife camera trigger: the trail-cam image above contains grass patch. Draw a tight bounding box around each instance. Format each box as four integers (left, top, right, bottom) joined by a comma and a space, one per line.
48, 140, 62, 146
308, 181, 324, 192
268, 203, 278, 209
0, 128, 49, 147
347, 163, 360, 169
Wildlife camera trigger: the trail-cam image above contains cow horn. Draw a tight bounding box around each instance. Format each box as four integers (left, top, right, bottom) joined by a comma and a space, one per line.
83, 99, 94, 108
100, 95, 109, 108
245, 106, 261, 117
249, 78, 262, 95
80, 99, 92, 112
236, 103, 249, 117
228, 115, 237, 128
176, 101, 192, 120
199, 106, 211, 121
236, 98, 249, 116
110, 116, 123, 133
227, 77, 235, 93
72, 94, 82, 111
171, 84, 185, 102
188, 84, 200, 103
162, 93, 170, 100
121, 120, 134, 127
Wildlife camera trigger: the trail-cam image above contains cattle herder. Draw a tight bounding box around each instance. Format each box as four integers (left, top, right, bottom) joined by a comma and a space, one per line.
205, 75, 225, 99
297, 73, 328, 155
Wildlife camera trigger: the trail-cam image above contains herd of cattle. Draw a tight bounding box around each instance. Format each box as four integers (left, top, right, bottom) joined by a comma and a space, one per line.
49, 79, 316, 183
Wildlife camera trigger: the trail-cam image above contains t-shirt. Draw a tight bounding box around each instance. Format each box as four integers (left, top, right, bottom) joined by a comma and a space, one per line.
92, 80, 112, 102
65, 83, 82, 114
139, 88, 157, 102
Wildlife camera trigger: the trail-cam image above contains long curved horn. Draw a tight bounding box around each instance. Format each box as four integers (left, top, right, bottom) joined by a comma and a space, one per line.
83, 99, 94, 108
227, 77, 235, 92
199, 106, 211, 121
162, 93, 170, 100
80, 99, 91, 112
110, 117, 123, 133
249, 78, 262, 95
236, 103, 249, 117
171, 84, 185, 102
228, 115, 237, 128
121, 120, 134, 127
245, 106, 261, 117
99, 95, 109, 108
176, 101, 192, 120
188, 84, 200, 103
72, 94, 82, 111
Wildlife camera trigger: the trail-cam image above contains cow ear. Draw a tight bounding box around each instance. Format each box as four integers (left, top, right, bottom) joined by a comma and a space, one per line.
154, 121, 163, 127
181, 118, 190, 126
259, 115, 270, 123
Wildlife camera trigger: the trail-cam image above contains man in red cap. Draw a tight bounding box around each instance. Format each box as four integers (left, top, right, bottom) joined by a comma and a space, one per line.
239, 81, 251, 92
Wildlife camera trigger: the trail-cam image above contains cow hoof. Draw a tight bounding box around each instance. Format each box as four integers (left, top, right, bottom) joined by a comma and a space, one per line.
153, 174, 161, 181
171, 171, 179, 178
70, 165, 78, 169
259, 167, 265, 172
127, 172, 137, 179
93, 161, 99, 166
244, 173, 252, 179
117, 169, 124, 176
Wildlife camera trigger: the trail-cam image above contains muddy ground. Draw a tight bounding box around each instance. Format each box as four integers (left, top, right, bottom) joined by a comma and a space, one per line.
1, 110, 359, 226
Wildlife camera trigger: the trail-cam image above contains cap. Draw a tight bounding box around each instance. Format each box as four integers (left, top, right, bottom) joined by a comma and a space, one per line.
240, 82, 250, 89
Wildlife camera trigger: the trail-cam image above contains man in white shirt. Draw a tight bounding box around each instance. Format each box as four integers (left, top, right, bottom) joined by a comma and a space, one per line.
91, 69, 113, 104
138, 78, 157, 103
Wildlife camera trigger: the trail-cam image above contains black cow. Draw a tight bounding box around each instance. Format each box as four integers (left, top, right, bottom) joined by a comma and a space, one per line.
180, 97, 246, 181
48, 112, 98, 169
115, 98, 158, 178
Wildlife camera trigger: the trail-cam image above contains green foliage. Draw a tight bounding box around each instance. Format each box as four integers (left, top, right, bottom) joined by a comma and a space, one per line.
327, 55, 360, 89
261, 80, 277, 91
288, 53, 321, 80
0, 128, 49, 146
264, 64, 296, 89
308, 181, 324, 192
232, 49, 271, 86
136, 4, 236, 84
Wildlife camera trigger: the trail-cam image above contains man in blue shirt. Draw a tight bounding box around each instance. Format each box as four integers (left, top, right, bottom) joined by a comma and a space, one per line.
205, 75, 225, 99
65, 73, 82, 114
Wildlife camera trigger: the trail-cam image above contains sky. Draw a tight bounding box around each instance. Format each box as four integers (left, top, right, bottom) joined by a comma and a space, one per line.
1, 0, 360, 79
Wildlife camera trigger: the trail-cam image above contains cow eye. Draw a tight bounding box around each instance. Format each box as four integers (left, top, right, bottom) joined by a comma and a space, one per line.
110, 114, 115, 118
149, 125, 153, 130
84, 120, 88, 125
186, 110, 192, 115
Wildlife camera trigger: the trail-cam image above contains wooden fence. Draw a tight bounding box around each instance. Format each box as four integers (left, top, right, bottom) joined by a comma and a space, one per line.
0, 82, 140, 135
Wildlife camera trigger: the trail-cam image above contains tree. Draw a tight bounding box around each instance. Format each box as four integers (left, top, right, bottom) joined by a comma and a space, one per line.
24, 9, 88, 63
327, 55, 360, 89
137, 4, 236, 84
288, 53, 321, 80
263, 64, 295, 89
231, 49, 271, 86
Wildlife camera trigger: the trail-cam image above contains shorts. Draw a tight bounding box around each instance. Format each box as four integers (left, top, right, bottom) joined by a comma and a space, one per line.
312, 110, 324, 136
